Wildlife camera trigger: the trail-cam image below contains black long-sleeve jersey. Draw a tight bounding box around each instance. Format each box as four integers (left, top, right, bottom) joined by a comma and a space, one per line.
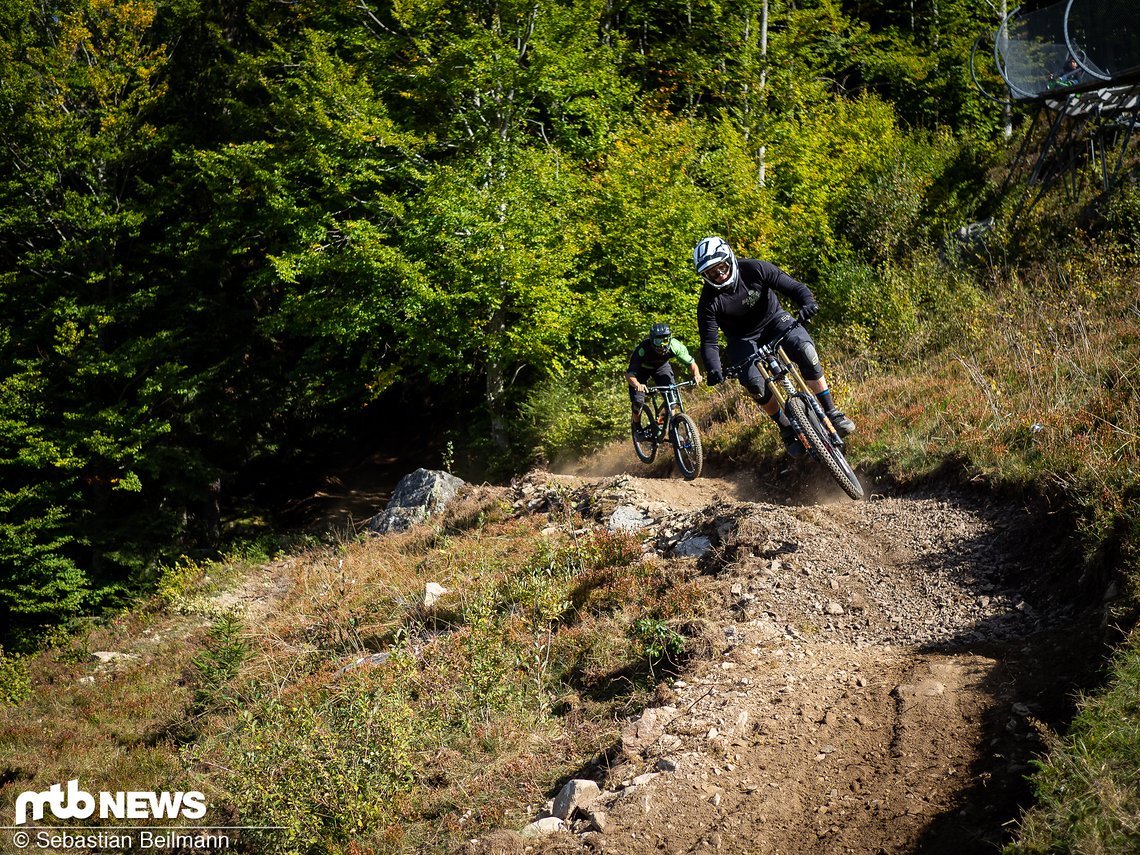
697, 258, 815, 374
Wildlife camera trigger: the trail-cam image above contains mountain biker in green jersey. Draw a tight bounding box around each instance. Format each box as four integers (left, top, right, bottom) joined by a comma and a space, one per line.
626, 322, 703, 432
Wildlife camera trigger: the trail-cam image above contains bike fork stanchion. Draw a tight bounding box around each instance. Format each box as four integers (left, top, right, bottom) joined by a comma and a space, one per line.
809, 396, 844, 448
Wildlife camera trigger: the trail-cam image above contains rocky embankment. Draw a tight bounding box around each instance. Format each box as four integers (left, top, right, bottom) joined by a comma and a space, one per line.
464, 469, 1099, 855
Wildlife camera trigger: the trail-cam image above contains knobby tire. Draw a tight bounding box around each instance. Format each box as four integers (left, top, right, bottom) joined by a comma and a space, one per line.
632, 403, 659, 463
788, 397, 864, 500
669, 413, 703, 481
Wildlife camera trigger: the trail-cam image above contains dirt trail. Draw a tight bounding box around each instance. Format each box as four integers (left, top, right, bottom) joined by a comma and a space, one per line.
514, 454, 1098, 855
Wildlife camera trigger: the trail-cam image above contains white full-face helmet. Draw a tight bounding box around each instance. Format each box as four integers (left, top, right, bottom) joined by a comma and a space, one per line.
693, 236, 739, 290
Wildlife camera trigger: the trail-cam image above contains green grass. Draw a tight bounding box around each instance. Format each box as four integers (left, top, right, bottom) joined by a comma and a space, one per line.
1010, 630, 1140, 854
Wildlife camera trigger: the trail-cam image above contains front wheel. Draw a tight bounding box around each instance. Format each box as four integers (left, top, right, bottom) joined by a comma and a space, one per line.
669, 413, 704, 480
632, 404, 659, 463
787, 397, 863, 500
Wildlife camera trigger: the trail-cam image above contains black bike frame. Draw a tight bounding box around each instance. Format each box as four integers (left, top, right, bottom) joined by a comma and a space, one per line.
644, 380, 696, 442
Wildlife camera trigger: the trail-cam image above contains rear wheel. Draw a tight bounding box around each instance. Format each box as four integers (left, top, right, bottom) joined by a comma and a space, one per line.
632, 404, 658, 463
788, 397, 863, 500
669, 413, 703, 480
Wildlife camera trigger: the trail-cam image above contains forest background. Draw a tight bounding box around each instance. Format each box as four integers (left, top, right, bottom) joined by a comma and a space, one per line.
6, 1, 1140, 851
0, 0, 1020, 646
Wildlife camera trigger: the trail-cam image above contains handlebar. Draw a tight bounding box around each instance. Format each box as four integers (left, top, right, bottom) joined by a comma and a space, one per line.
723, 313, 808, 378
645, 380, 697, 392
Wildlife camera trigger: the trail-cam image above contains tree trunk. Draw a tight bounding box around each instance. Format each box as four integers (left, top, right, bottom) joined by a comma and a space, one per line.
486, 306, 510, 452
1002, 0, 1013, 139
758, 0, 769, 186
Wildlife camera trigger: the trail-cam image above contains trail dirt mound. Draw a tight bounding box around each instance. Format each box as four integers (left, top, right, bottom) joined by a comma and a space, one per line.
498, 467, 1097, 855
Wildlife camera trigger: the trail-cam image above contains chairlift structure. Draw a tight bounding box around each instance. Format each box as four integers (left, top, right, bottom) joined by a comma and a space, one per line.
974, 1, 1140, 225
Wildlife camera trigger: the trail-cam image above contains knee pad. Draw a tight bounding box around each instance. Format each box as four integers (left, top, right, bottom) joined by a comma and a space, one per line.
750, 384, 773, 406
739, 369, 765, 396
788, 339, 824, 381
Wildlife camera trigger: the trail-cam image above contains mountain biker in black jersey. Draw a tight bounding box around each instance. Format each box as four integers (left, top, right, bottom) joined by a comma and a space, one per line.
693, 236, 855, 457
626, 322, 703, 433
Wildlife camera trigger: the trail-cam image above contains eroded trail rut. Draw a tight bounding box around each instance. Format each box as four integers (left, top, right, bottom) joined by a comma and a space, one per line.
510, 466, 1098, 855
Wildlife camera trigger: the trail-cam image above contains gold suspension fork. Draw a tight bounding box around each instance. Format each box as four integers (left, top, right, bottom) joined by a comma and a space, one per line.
754, 358, 788, 410
778, 346, 839, 437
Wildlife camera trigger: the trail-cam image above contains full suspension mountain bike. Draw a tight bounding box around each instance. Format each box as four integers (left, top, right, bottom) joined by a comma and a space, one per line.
631, 380, 704, 480
726, 318, 863, 500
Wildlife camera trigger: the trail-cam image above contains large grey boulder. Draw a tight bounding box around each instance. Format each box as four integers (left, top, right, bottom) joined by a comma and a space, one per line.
551, 779, 600, 821
609, 504, 652, 532
369, 468, 466, 533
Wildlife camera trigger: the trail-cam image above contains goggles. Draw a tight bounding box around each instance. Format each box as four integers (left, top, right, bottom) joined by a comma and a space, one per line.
702, 261, 732, 285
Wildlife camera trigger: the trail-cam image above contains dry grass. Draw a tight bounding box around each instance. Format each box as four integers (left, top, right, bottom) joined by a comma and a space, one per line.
0, 484, 711, 853
850, 255, 1140, 562
189, 507, 707, 852
0, 599, 204, 802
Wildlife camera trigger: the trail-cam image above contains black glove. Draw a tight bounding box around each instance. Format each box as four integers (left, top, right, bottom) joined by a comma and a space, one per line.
707, 369, 724, 386
799, 301, 820, 322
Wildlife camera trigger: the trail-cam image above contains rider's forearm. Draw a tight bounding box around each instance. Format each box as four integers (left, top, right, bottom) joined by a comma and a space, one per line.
700, 342, 722, 374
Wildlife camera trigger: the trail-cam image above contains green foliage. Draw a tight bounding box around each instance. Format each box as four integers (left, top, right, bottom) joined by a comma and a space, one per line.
0, 0, 178, 645
1102, 184, 1140, 245
155, 557, 207, 609
766, 93, 910, 275
0, 646, 31, 707
804, 234, 983, 357
852, 0, 1008, 137
190, 613, 248, 713
1011, 631, 1140, 854
404, 148, 591, 383
386, 0, 634, 155
836, 132, 958, 265
519, 371, 627, 463
583, 117, 721, 345
460, 590, 529, 719
0, 0, 420, 640
631, 615, 686, 667
203, 666, 420, 853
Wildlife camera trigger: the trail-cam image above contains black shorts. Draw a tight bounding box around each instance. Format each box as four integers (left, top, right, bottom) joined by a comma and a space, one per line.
628, 365, 676, 406
726, 316, 823, 401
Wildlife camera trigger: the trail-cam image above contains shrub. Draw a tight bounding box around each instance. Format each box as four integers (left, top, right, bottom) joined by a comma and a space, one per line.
631, 615, 687, 675
204, 665, 422, 854
518, 372, 627, 464
0, 646, 30, 707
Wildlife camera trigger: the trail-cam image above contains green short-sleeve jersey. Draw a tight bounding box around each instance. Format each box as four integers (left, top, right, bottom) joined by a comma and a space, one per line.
627, 337, 695, 374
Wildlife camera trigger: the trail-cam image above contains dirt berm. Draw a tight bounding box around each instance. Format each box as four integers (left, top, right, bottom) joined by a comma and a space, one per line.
479, 456, 1104, 855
